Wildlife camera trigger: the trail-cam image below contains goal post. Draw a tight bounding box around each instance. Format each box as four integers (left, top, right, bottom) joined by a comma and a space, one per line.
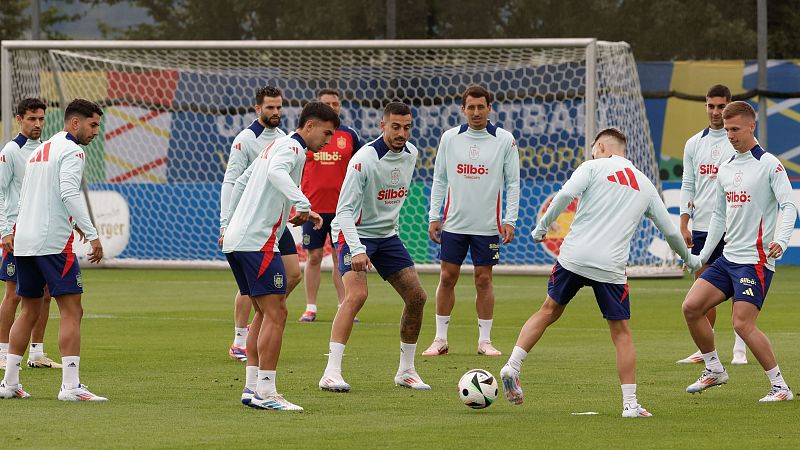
1, 39, 679, 276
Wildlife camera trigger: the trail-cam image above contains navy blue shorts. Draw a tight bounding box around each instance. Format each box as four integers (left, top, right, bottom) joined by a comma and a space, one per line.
1, 250, 16, 282
547, 261, 630, 320
225, 250, 286, 297
334, 234, 414, 280
15, 254, 83, 298
691, 231, 725, 265
439, 231, 500, 266
699, 256, 773, 310
278, 227, 297, 255
302, 213, 335, 250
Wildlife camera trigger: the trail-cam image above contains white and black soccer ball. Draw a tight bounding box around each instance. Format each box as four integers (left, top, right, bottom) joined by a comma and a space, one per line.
458, 369, 498, 409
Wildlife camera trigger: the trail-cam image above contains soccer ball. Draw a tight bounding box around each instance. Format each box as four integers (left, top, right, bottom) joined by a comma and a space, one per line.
458, 369, 498, 409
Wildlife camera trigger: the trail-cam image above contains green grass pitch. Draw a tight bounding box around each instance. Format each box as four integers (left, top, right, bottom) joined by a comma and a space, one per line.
3, 268, 798, 448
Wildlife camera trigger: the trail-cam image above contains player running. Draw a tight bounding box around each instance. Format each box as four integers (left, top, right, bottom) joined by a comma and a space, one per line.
681, 101, 796, 402
318, 102, 430, 392
499, 128, 701, 418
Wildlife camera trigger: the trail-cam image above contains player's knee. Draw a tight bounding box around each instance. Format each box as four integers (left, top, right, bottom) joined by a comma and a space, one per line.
681, 299, 703, 321
307, 250, 323, 265
343, 290, 368, 308
474, 272, 493, 292
404, 288, 427, 310
439, 271, 458, 288
732, 317, 754, 338
287, 271, 302, 289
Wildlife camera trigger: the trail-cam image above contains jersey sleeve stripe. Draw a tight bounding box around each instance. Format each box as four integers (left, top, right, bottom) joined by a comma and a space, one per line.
495, 191, 502, 232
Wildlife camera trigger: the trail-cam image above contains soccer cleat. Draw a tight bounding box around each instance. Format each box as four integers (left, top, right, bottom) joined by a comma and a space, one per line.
319, 373, 351, 392
686, 368, 729, 394
0, 382, 31, 399
58, 384, 108, 402
622, 403, 653, 418
500, 365, 523, 405
298, 311, 316, 322
229, 346, 247, 362
249, 393, 304, 411
676, 350, 704, 364
27, 354, 63, 368
421, 338, 448, 356
731, 351, 748, 365
758, 385, 794, 402
394, 370, 431, 390
241, 387, 256, 406
477, 340, 502, 356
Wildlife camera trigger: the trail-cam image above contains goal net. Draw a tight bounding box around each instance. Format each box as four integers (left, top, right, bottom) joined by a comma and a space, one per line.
1, 39, 678, 275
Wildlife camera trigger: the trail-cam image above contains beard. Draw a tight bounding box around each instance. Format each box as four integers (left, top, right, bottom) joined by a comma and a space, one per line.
262, 114, 281, 128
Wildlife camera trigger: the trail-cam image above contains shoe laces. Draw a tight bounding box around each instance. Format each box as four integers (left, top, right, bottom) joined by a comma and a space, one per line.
767, 385, 786, 396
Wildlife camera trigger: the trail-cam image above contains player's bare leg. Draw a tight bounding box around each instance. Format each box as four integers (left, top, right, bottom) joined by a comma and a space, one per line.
229, 291, 250, 362
474, 265, 500, 355
281, 254, 302, 296
28, 288, 60, 368
320, 270, 368, 392
299, 249, 322, 322
1, 296, 41, 398
241, 298, 263, 406
678, 265, 719, 364
0, 280, 22, 370
608, 319, 651, 417
682, 279, 730, 393
387, 267, 430, 389
331, 253, 345, 305
422, 261, 460, 356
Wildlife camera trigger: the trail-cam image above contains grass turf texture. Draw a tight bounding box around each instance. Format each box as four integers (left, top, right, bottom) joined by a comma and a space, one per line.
2, 268, 798, 449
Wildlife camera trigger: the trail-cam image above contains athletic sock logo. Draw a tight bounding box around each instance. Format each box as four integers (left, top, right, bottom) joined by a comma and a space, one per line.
68, 362, 77, 367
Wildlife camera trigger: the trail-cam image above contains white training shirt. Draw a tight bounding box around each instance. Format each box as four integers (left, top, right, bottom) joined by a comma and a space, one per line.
680, 127, 736, 231
0, 134, 42, 237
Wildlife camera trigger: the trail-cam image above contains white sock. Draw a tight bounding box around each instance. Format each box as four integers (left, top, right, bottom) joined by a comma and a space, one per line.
506, 346, 528, 372
325, 342, 345, 375
733, 332, 747, 354
245, 366, 258, 391
621, 383, 637, 406
701, 350, 724, 372
398, 342, 417, 373
478, 319, 493, 343
29, 343, 44, 361
0, 342, 8, 358
62, 356, 80, 389
256, 370, 277, 396
766, 365, 788, 389
306, 304, 317, 313
435, 315, 450, 341
233, 327, 248, 348
2, 354, 23, 386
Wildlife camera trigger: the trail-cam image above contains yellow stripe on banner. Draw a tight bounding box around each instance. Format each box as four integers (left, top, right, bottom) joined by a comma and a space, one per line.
107, 108, 171, 140
40, 71, 108, 102
778, 157, 800, 175
104, 152, 166, 183
768, 99, 800, 123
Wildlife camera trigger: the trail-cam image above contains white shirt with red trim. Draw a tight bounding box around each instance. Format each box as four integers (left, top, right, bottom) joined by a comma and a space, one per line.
0, 133, 41, 237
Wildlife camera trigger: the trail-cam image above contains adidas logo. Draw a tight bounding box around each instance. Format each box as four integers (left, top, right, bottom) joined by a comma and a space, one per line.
68, 362, 77, 367
710, 357, 717, 361
743, 288, 754, 297
261, 376, 271, 381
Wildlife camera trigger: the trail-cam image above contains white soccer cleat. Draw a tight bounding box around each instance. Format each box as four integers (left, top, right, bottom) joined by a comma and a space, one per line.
27, 354, 63, 369
676, 350, 704, 364
241, 387, 256, 406
622, 403, 652, 418
500, 365, 523, 405
0, 381, 31, 399
477, 340, 502, 356
731, 351, 748, 365
57, 384, 108, 402
319, 373, 351, 392
686, 368, 729, 394
421, 338, 448, 356
759, 385, 794, 402
394, 370, 431, 390
250, 393, 304, 411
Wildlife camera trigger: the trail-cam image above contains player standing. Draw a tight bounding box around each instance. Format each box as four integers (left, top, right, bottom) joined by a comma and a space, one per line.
0, 99, 106, 401
219, 86, 302, 362
499, 129, 701, 417
0, 98, 62, 371
681, 101, 795, 402
222, 102, 337, 410
676, 84, 748, 365
298, 89, 361, 322
318, 102, 430, 392
422, 85, 520, 357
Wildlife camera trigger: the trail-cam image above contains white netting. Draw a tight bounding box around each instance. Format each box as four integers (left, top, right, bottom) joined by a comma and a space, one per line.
1, 40, 678, 275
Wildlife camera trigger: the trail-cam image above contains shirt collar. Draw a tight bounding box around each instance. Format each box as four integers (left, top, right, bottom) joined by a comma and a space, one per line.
372, 136, 410, 159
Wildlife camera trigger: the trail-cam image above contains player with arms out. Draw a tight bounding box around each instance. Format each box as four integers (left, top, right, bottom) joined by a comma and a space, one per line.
299, 89, 361, 322
681, 101, 796, 402
677, 84, 748, 365
0, 98, 61, 371
0, 99, 106, 401
222, 102, 336, 411
422, 85, 520, 357
219, 86, 302, 363
318, 102, 430, 392
499, 128, 701, 418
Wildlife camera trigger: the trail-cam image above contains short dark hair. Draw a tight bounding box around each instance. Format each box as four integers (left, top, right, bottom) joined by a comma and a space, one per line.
298, 101, 340, 129
462, 85, 493, 106
15, 98, 47, 117
707, 84, 732, 102
383, 102, 411, 118
722, 101, 756, 121
255, 86, 282, 105
317, 88, 340, 99
592, 127, 627, 148
64, 99, 103, 121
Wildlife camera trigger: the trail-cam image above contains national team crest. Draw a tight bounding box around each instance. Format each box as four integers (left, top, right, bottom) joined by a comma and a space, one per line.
733, 171, 744, 187
303, 234, 311, 245
76, 273, 83, 288
344, 253, 352, 265
273, 274, 284, 289
6, 262, 14, 277
711, 144, 721, 161
469, 144, 480, 160
337, 136, 347, 150
390, 168, 401, 186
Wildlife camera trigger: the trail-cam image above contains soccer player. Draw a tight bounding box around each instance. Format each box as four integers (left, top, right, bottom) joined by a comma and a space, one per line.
422, 85, 520, 357
298, 89, 361, 322
677, 84, 748, 365
681, 101, 796, 402
219, 86, 302, 362
499, 128, 702, 418
318, 102, 430, 393
0, 99, 106, 401
222, 101, 337, 411
0, 98, 62, 371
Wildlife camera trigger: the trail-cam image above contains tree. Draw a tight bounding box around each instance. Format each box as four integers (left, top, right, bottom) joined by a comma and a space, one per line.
0, 0, 82, 40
